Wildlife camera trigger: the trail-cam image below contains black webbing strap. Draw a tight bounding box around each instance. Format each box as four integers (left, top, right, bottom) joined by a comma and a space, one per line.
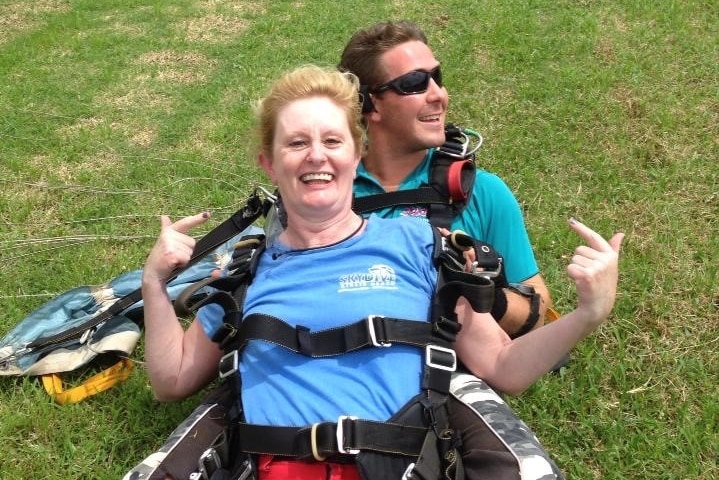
222, 313, 455, 357
28, 190, 269, 350
234, 417, 427, 459
352, 186, 447, 215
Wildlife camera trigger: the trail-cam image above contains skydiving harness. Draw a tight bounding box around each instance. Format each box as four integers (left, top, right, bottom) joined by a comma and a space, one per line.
352, 124, 482, 230
174, 221, 504, 480
353, 124, 544, 338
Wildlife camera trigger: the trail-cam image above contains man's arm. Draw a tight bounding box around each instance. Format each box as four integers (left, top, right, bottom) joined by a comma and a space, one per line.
494, 273, 553, 338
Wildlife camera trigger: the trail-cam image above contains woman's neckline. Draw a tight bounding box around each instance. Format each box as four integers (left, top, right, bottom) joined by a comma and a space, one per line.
277, 215, 366, 253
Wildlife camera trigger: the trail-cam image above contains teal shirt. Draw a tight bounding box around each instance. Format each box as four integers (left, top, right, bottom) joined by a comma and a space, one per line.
354, 149, 539, 283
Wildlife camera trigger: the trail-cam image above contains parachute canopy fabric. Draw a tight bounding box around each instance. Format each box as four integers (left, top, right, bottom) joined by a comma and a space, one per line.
0, 227, 262, 377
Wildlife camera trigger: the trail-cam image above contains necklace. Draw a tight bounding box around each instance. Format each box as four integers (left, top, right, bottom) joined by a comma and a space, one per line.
312, 216, 366, 250
336, 216, 366, 243
272, 217, 366, 259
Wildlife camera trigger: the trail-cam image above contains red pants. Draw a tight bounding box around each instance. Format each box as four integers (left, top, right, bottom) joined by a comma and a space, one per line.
257, 455, 361, 480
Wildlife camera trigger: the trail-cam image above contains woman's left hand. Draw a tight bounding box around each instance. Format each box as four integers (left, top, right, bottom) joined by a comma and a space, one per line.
566, 218, 624, 325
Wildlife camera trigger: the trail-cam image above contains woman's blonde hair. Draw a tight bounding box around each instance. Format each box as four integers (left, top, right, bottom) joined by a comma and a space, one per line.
255, 65, 365, 157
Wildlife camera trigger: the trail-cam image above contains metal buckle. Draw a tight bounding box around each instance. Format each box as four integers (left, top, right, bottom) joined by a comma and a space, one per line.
402, 462, 416, 480
218, 350, 238, 379
310, 423, 327, 461
336, 415, 360, 454
475, 257, 502, 279
367, 315, 391, 347
425, 345, 457, 372
198, 447, 222, 480
235, 458, 254, 480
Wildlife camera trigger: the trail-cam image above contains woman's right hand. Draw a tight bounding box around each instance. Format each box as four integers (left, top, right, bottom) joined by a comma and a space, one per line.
143, 212, 211, 283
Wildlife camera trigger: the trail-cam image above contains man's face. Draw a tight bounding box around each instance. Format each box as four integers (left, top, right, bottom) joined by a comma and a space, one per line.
369, 40, 449, 153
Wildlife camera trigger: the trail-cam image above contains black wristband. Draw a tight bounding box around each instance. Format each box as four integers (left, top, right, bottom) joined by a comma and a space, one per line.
491, 288, 508, 320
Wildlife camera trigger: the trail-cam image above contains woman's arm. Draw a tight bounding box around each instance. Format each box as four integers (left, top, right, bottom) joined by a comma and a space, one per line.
141, 213, 223, 401
454, 218, 624, 395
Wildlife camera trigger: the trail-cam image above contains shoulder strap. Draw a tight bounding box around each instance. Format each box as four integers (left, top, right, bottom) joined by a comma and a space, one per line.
352, 124, 481, 229
26, 189, 271, 352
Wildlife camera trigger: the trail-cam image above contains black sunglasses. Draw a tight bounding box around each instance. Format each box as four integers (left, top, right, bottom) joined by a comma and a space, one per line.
371, 66, 443, 95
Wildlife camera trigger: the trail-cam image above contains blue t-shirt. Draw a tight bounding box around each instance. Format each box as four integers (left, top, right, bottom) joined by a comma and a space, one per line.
354, 149, 539, 283
198, 215, 437, 426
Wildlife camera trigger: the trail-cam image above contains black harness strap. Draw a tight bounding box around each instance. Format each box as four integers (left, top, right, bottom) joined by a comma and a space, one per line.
27, 189, 270, 351
352, 124, 478, 230
352, 186, 447, 213
219, 313, 453, 357
235, 418, 428, 459
174, 225, 506, 479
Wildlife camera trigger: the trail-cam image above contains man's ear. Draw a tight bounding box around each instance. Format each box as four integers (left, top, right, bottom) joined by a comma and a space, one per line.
258, 153, 276, 183
360, 85, 374, 114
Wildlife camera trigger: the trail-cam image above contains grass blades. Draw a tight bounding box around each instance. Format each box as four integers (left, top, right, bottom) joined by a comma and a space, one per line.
1, 1, 717, 479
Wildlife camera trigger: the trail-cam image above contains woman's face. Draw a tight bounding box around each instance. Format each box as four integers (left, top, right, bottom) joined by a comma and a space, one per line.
260, 96, 361, 223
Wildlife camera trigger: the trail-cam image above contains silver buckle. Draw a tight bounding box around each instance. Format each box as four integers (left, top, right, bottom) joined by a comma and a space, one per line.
235, 458, 254, 480
336, 415, 360, 454
425, 345, 457, 372
367, 315, 391, 348
218, 350, 239, 379
402, 462, 416, 480
198, 448, 221, 480
475, 256, 502, 279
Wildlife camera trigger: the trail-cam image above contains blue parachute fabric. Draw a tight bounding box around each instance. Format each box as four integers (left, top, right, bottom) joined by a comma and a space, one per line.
0, 226, 263, 376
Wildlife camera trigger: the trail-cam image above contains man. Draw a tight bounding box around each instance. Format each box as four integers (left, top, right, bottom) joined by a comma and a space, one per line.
340, 20, 554, 338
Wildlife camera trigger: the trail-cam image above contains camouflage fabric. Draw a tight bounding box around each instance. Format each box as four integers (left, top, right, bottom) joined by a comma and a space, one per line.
450, 372, 565, 480
122, 401, 229, 480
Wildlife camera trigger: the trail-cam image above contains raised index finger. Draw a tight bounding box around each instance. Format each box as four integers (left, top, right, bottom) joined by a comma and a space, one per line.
170, 211, 210, 234
568, 217, 618, 253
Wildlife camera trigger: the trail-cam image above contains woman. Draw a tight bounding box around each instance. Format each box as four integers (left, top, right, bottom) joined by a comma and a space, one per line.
141, 65, 623, 479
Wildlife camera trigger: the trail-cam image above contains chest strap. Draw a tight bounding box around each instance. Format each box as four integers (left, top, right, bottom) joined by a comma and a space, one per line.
218, 313, 458, 354
216, 313, 459, 394
353, 186, 448, 213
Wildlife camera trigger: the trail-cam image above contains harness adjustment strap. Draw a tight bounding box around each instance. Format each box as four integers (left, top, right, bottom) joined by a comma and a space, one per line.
228, 314, 451, 357
425, 345, 457, 372
296, 325, 312, 355
234, 418, 428, 459
421, 345, 456, 394
367, 315, 392, 347
336, 415, 360, 454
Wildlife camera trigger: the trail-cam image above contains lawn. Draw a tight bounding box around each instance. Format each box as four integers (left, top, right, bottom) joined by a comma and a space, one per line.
1, 1, 717, 479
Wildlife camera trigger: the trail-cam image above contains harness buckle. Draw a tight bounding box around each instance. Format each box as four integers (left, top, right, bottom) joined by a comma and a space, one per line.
336, 415, 360, 454
425, 345, 457, 372
402, 462, 416, 480
475, 256, 502, 279
198, 447, 222, 480
218, 350, 239, 379
310, 423, 327, 461
367, 315, 392, 348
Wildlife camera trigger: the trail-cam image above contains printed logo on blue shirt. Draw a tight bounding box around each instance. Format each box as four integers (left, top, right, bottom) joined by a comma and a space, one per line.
338, 264, 398, 292
400, 206, 428, 218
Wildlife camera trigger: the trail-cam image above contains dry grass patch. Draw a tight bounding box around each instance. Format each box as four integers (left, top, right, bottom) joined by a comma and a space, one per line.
129, 127, 157, 147
180, 14, 250, 43
0, 0, 70, 45
99, 84, 172, 112
137, 51, 215, 84
56, 117, 105, 137
198, 0, 267, 12
179, 0, 267, 42
27, 150, 122, 183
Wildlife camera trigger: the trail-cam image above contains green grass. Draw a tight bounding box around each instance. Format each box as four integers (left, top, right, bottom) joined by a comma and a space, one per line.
1, 1, 717, 479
